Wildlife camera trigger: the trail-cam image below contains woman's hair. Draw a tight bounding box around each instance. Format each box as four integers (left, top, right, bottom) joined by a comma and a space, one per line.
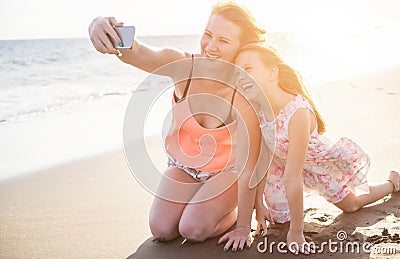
210, 1, 266, 45
240, 43, 326, 134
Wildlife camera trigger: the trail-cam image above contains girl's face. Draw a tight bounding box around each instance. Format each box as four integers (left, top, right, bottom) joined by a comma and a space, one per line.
235, 50, 272, 101
200, 15, 242, 63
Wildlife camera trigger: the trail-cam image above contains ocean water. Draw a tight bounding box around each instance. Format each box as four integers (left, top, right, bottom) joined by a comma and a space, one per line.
0, 35, 199, 124
1, 27, 400, 125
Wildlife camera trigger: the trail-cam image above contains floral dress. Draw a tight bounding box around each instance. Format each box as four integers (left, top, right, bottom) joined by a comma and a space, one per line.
260, 95, 370, 223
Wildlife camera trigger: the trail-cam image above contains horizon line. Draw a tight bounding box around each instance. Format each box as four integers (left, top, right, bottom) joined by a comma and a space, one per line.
0, 33, 203, 42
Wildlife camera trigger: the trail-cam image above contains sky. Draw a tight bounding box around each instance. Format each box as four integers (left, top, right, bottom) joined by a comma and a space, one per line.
1, 0, 400, 40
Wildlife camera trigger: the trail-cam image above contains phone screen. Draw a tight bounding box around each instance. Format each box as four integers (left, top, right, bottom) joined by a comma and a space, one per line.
112, 26, 135, 49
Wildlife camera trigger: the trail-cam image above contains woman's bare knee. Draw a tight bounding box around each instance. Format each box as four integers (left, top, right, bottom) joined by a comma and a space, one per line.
149, 218, 180, 241
149, 199, 182, 241
178, 221, 210, 242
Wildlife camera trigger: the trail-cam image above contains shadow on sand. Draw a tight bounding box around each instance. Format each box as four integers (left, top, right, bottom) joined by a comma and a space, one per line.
128, 194, 399, 259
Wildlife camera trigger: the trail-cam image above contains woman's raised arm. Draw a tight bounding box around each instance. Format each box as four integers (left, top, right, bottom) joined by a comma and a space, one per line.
88, 16, 187, 74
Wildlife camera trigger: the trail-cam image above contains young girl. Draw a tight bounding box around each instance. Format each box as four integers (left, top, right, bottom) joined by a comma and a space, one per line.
235, 43, 400, 254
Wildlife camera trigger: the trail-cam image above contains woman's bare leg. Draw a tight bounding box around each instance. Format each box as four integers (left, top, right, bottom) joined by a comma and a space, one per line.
149, 167, 202, 241
178, 171, 239, 242
334, 171, 399, 213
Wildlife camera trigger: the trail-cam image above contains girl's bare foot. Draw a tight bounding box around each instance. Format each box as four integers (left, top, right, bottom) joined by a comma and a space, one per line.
388, 171, 400, 193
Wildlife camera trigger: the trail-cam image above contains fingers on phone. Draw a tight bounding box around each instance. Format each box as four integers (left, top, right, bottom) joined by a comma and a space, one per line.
89, 36, 105, 54
97, 19, 119, 53
109, 17, 123, 27
98, 34, 117, 54
108, 17, 124, 44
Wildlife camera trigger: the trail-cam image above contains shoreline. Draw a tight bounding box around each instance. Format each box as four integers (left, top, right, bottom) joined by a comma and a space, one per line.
0, 94, 130, 181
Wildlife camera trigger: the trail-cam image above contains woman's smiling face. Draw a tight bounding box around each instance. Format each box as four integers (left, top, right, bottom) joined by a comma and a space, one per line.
200, 15, 242, 63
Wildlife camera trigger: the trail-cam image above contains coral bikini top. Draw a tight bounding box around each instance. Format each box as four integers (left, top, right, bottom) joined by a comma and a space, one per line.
164, 55, 237, 172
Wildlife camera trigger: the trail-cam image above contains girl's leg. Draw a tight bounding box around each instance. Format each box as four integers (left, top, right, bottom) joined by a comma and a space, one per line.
149, 167, 202, 241
178, 171, 238, 242
389, 170, 400, 192
334, 171, 400, 213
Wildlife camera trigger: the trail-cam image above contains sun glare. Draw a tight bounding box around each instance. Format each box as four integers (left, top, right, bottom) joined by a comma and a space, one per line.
241, 0, 400, 83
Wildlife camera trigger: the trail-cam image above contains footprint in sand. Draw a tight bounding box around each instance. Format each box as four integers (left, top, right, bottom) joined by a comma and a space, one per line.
304, 231, 319, 235
315, 215, 330, 222
373, 87, 397, 95
366, 228, 400, 244
305, 211, 334, 224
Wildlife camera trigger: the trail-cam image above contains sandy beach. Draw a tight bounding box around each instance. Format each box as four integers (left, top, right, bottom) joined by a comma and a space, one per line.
1, 66, 399, 258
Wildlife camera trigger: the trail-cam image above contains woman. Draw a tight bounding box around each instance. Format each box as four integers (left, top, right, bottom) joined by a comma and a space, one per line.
89, 2, 267, 252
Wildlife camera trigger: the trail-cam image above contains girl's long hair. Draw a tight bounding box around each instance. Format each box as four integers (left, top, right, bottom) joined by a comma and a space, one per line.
240, 43, 326, 134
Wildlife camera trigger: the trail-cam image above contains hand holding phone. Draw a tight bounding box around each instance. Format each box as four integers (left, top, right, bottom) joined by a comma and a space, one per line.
110, 26, 135, 49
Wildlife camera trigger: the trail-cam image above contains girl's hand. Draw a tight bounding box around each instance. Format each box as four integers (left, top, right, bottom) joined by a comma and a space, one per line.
217, 226, 252, 252
254, 203, 274, 237
286, 229, 316, 254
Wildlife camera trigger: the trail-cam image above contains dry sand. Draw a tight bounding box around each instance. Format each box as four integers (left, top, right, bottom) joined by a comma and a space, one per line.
1, 66, 400, 258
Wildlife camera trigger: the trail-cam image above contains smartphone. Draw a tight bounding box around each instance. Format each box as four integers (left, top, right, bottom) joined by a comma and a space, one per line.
111, 26, 135, 49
